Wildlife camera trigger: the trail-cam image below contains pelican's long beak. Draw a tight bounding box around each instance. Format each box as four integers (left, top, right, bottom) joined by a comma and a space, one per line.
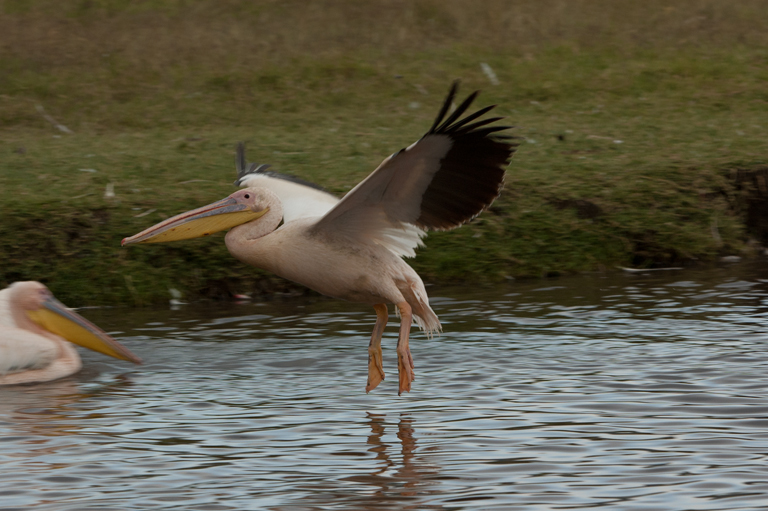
27, 297, 142, 364
121, 195, 268, 246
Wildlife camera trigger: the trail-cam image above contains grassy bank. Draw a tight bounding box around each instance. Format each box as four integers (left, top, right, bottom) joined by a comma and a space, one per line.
1, 1, 768, 305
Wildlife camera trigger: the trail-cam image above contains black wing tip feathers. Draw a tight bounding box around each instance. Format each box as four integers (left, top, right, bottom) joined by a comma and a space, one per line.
234, 142, 273, 185
428, 81, 460, 133
429, 81, 518, 144
413, 82, 519, 231
233, 142, 332, 194
236, 141, 246, 174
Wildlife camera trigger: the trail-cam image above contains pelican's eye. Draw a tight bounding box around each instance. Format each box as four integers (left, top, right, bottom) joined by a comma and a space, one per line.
244, 193, 251, 199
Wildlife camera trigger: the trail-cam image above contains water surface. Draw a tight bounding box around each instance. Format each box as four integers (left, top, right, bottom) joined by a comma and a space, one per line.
3, 264, 768, 510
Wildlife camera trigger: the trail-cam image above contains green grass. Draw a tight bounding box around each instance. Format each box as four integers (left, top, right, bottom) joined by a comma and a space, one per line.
1, 1, 767, 305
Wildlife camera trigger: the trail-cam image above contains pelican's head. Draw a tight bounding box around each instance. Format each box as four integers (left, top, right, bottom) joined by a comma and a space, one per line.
11, 281, 142, 364
122, 189, 270, 246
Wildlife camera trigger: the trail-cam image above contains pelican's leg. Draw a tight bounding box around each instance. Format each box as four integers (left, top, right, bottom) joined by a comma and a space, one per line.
366, 304, 389, 393
396, 301, 415, 395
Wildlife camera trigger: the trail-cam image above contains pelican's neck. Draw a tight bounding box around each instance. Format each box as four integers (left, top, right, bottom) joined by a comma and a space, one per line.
224, 188, 285, 266
0, 288, 13, 328
6, 285, 66, 348
7, 287, 45, 335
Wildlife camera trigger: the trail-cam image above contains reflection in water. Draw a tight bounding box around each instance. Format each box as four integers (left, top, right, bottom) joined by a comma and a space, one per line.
4, 264, 768, 509
367, 413, 390, 475
1, 376, 134, 439
276, 413, 443, 511
393, 415, 428, 498
355, 413, 442, 509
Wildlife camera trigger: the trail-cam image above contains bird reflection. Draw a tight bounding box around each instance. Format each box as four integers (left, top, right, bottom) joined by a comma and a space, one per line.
366, 412, 391, 475
393, 414, 420, 496
359, 412, 444, 510
0, 375, 134, 439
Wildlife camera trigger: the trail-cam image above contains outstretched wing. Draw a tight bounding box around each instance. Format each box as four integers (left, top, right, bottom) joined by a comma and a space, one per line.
310, 82, 518, 258
235, 143, 339, 223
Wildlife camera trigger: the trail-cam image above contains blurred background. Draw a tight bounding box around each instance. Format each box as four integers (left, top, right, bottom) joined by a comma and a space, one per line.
2, 0, 768, 305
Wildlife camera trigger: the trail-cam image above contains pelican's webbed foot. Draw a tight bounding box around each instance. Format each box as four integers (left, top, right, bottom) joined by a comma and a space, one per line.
366, 304, 389, 393
396, 301, 415, 395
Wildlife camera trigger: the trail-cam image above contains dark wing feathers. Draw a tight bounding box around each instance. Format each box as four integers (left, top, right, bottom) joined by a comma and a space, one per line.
415, 84, 517, 230
434, 90, 480, 133
444, 105, 497, 132
234, 142, 330, 193
309, 82, 517, 254
428, 81, 459, 133
236, 140, 247, 175
234, 142, 273, 184
452, 116, 505, 134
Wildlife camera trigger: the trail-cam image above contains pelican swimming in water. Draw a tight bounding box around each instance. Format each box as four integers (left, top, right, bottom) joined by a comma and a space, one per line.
123, 83, 517, 394
0, 281, 142, 385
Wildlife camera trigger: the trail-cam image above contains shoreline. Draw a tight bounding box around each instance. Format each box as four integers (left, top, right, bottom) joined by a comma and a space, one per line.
2, 2, 766, 305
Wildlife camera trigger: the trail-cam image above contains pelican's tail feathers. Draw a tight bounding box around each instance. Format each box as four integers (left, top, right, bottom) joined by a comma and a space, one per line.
398, 279, 442, 338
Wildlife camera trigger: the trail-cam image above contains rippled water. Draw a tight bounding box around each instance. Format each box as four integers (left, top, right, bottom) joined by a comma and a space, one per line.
3, 264, 768, 510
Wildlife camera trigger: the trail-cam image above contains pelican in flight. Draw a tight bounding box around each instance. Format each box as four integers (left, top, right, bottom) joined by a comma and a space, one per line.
0, 281, 142, 385
123, 83, 516, 394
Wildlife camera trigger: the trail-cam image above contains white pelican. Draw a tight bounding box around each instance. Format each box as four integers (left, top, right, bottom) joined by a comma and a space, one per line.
0, 281, 142, 385
123, 83, 517, 394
